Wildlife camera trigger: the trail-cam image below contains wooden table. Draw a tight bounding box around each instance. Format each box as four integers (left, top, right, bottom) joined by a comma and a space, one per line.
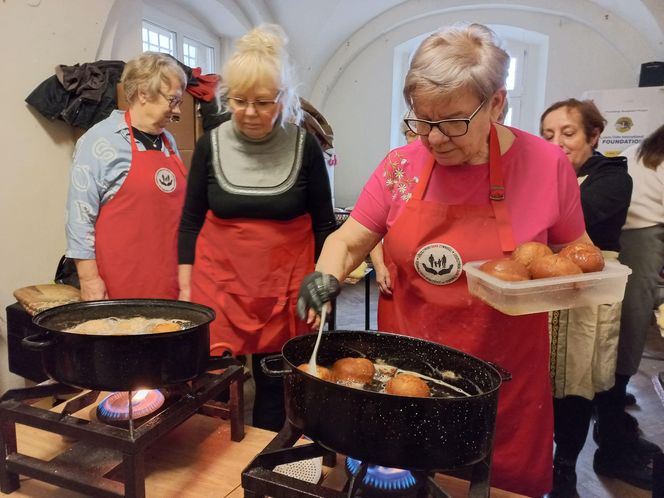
4, 406, 527, 498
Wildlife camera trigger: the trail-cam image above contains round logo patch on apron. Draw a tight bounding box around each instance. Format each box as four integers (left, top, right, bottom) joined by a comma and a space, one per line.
414, 243, 462, 285
155, 168, 176, 193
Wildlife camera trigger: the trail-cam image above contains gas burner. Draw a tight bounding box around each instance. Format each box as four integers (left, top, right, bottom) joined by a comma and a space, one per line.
345, 457, 423, 497
0, 363, 245, 498
242, 421, 491, 498
97, 389, 165, 423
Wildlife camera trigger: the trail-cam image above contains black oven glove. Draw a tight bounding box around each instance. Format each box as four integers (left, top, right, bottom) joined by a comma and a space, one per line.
297, 272, 341, 320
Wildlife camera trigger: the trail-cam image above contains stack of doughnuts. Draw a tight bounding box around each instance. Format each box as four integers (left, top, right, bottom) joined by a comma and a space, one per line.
479, 241, 604, 281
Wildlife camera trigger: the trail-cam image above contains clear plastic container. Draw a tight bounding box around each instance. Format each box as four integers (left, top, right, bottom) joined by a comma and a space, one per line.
463, 259, 632, 316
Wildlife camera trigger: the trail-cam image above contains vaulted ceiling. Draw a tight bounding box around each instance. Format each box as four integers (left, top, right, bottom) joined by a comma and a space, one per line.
174, 0, 664, 99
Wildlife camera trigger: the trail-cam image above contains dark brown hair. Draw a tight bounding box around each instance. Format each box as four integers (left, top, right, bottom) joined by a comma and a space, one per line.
539, 98, 606, 149
637, 123, 664, 170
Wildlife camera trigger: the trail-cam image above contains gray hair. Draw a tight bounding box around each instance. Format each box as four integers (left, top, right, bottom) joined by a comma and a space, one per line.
221, 24, 302, 125
403, 23, 509, 105
121, 52, 186, 105
399, 109, 415, 135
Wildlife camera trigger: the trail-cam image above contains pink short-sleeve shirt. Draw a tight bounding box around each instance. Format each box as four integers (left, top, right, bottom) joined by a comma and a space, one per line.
352, 127, 585, 246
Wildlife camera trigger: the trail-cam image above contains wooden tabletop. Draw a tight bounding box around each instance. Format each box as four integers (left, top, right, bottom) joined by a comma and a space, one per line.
6, 399, 527, 498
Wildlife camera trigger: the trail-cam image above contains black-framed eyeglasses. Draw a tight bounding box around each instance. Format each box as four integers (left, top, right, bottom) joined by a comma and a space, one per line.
404, 98, 487, 138
227, 93, 281, 113
159, 91, 183, 109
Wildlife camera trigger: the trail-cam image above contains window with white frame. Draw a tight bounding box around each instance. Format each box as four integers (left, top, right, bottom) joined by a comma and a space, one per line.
142, 20, 216, 74
501, 42, 526, 128
183, 37, 215, 73
142, 21, 176, 56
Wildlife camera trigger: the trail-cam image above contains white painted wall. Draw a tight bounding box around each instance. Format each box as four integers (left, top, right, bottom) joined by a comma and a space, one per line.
319, 3, 661, 207
0, 0, 200, 394
0, 0, 117, 393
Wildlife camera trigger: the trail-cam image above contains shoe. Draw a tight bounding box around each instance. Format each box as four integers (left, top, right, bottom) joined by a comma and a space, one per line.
624, 392, 637, 406
543, 463, 579, 498
594, 447, 654, 490
592, 416, 663, 457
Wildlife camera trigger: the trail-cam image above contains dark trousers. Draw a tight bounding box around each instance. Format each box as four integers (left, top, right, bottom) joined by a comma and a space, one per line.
251, 353, 286, 432
553, 396, 594, 465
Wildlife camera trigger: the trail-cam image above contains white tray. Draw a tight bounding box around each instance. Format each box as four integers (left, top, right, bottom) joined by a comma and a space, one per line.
463, 259, 631, 316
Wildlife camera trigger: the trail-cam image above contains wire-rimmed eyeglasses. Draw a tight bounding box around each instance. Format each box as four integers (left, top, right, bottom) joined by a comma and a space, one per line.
404, 98, 487, 138
159, 91, 183, 109
227, 92, 281, 113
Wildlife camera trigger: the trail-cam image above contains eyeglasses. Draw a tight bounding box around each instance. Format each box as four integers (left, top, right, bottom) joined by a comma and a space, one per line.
404, 99, 487, 138
159, 91, 183, 109
227, 93, 281, 113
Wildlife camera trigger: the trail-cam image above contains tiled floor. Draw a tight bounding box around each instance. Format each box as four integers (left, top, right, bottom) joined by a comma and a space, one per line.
334, 274, 664, 497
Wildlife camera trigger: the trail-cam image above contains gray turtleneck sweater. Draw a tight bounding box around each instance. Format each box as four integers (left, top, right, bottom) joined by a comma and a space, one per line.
178, 120, 336, 263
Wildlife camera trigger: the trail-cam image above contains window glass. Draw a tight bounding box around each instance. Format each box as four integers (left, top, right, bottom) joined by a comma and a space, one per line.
183, 37, 215, 73
142, 21, 176, 56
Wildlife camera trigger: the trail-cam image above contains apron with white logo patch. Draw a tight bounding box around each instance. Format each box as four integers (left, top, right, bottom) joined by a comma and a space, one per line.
379, 125, 552, 497
95, 111, 186, 299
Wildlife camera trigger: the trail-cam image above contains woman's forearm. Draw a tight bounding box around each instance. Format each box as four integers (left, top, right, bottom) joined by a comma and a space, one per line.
178, 264, 193, 301
74, 259, 107, 300
315, 218, 381, 281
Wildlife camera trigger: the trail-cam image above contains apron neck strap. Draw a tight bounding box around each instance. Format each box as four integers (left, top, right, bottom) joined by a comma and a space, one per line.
489, 124, 515, 252
412, 126, 515, 252
412, 154, 435, 201
123, 111, 177, 155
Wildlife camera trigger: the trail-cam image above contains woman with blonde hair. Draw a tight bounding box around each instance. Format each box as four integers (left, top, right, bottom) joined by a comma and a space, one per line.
178, 24, 335, 430
65, 52, 187, 300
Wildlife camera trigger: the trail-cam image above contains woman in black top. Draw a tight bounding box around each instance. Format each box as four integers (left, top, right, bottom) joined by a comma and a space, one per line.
540, 99, 659, 496
178, 24, 335, 431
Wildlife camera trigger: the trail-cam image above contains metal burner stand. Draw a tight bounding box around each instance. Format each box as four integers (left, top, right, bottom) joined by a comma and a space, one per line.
0, 364, 245, 498
242, 421, 492, 498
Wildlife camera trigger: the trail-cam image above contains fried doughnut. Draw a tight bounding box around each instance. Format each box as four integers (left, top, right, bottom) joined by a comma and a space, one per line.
297, 363, 335, 382
511, 241, 553, 267
332, 357, 375, 384
151, 322, 182, 333
479, 258, 531, 281
385, 373, 431, 397
558, 242, 604, 273
529, 254, 583, 279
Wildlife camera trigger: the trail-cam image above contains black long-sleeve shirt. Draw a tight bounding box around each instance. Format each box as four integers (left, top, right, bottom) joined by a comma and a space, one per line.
577, 152, 632, 251
178, 127, 336, 263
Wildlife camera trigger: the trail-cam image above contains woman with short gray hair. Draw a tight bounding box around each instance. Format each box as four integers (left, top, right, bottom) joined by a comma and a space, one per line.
65, 52, 187, 300
298, 23, 593, 496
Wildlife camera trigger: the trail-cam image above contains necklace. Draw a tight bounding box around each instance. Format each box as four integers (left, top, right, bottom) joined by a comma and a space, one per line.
134, 127, 162, 149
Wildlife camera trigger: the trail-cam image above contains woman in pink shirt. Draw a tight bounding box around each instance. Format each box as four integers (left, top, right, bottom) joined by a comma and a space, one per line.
298, 23, 589, 497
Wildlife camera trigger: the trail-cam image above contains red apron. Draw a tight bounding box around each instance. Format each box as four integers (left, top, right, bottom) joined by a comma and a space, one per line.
95, 112, 186, 299
191, 212, 314, 355
379, 127, 552, 497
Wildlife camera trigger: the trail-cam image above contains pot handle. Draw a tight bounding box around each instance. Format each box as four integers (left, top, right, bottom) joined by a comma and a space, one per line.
22, 333, 54, 351
260, 354, 291, 377
488, 362, 512, 381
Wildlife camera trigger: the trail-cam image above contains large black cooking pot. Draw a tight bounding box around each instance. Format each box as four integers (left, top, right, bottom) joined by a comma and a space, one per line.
26, 299, 214, 392
266, 330, 508, 471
